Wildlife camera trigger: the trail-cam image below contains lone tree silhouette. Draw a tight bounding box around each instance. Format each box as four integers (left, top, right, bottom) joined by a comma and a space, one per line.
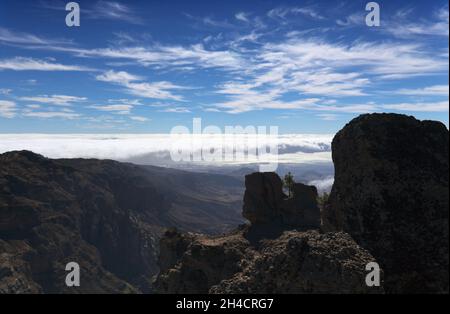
283, 172, 295, 198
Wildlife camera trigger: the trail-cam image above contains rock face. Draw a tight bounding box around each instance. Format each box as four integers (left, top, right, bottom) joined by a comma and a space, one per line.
211, 231, 381, 294
322, 114, 449, 293
155, 172, 381, 294
154, 227, 381, 294
154, 228, 250, 293
0, 151, 244, 293
243, 172, 320, 230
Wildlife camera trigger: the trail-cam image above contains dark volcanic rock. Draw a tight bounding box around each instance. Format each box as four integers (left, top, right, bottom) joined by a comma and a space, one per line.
0, 151, 243, 293
243, 172, 320, 230
155, 227, 382, 294
154, 228, 250, 293
322, 113, 449, 293
155, 170, 381, 294
280, 183, 321, 228
243, 173, 285, 225
211, 231, 382, 294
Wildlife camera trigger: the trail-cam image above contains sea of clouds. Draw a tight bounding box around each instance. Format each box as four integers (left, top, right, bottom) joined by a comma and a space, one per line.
0, 133, 332, 163
0, 133, 335, 191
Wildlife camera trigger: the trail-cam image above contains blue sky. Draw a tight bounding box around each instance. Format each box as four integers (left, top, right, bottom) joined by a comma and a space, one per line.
0, 0, 448, 133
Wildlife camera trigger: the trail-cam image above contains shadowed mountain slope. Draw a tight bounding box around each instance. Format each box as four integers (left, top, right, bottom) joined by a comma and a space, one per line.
0, 151, 243, 293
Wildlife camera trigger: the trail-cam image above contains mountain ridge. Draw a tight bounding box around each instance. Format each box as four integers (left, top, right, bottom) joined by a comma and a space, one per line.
0, 151, 244, 293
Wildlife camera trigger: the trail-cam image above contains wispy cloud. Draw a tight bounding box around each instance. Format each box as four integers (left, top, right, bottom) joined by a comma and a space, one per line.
0, 100, 16, 118
0, 27, 70, 45
317, 114, 339, 121
0, 89, 12, 95
211, 36, 446, 113
394, 85, 449, 96
235, 12, 250, 23
70, 44, 245, 71
336, 12, 364, 26
20, 95, 87, 106
129, 116, 149, 122
0, 57, 92, 72
96, 70, 185, 101
268, 6, 325, 22
382, 101, 449, 112
387, 5, 449, 37
88, 1, 144, 24
159, 107, 191, 113
89, 104, 134, 115
22, 111, 81, 119
39, 0, 144, 25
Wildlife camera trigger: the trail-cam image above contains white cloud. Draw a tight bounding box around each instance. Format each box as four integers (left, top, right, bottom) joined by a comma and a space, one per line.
20, 95, 87, 106
40, 1, 144, 25
89, 104, 134, 114
0, 134, 333, 166
0, 100, 16, 118
22, 111, 81, 119
291, 7, 325, 20
210, 36, 448, 113
130, 116, 150, 122
317, 114, 339, 121
259, 39, 447, 78
0, 27, 67, 45
160, 107, 191, 113
313, 103, 378, 113
0, 57, 92, 72
382, 101, 449, 112
394, 85, 449, 96
0, 88, 12, 95
268, 7, 324, 21
88, 1, 144, 25
49, 43, 245, 71
96, 70, 185, 101
387, 6, 449, 37
235, 12, 249, 23
96, 70, 143, 84
336, 13, 364, 26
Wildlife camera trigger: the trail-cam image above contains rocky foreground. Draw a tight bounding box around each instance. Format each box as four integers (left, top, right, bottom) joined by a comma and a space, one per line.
155, 113, 449, 294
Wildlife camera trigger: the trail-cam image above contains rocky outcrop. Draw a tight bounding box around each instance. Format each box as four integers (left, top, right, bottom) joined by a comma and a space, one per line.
322, 113, 449, 293
243, 172, 320, 230
155, 113, 449, 294
243, 173, 285, 225
154, 226, 382, 294
211, 231, 381, 294
0, 151, 244, 293
155, 172, 381, 294
154, 228, 251, 293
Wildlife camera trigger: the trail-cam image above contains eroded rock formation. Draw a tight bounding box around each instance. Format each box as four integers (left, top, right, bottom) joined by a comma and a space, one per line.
155, 113, 449, 294
243, 172, 320, 230
155, 172, 381, 294
322, 113, 449, 293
